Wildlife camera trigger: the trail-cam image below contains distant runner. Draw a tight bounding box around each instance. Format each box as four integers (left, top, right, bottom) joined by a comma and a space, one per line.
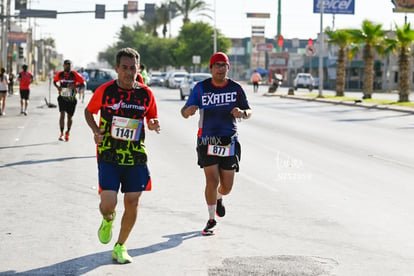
17, 64, 34, 115
53, 59, 85, 141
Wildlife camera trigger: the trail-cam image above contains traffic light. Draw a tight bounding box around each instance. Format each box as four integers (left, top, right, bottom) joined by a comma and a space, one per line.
123, 4, 128, 19
144, 3, 155, 20
95, 4, 105, 19
15, 0, 27, 10
278, 35, 284, 47
18, 46, 24, 59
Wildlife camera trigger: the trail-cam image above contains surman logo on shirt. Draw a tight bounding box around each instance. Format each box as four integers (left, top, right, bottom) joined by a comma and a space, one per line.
105, 100, 146, 111
107, 100, 123, 110
201, 92, 237, 106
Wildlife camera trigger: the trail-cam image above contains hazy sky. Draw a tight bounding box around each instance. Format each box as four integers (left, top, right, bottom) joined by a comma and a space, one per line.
20, 0, 408, 67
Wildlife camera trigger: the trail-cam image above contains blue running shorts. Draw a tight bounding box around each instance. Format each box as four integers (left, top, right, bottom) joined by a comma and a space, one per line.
98, 162, 151, 193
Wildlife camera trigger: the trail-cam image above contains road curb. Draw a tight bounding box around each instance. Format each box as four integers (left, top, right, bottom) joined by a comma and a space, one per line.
264, 92, 414, 114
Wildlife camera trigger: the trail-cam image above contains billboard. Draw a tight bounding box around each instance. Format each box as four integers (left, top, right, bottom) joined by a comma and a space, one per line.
313, 0, 355, 14
392, 0, 414, 13
8, 32, 27, 43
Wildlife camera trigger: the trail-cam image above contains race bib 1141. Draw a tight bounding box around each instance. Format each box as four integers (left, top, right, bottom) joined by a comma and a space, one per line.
111, 116, 143, 141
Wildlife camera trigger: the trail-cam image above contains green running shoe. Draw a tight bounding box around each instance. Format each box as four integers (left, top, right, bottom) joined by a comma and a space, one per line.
112, 243, 133, 264
98, 212, 115, 244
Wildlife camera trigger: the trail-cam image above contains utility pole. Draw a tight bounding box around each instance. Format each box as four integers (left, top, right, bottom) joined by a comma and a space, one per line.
318, 1, 324, 98
5, 0, 10, 71
0, 0, 5, 67
0, 0, 11, 69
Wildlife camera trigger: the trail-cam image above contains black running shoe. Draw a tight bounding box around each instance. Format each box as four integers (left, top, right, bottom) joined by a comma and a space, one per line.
202, 219, 216, 236
216, 199, 225, 217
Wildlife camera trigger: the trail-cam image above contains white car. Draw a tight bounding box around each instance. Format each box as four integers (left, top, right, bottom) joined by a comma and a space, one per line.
168, 71, 188, 89
294, 73, 314, 91
179, 73, 211, 100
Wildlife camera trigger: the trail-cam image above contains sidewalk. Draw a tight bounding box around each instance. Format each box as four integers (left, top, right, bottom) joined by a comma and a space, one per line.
262, 86, 414, 114
0, 80, 55, 117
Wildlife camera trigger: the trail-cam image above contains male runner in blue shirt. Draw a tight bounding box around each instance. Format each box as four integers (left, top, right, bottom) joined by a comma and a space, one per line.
181, 52, 252, 235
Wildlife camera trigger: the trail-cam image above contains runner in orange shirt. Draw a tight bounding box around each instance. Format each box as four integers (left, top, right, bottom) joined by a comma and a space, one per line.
251, 70, 262, 93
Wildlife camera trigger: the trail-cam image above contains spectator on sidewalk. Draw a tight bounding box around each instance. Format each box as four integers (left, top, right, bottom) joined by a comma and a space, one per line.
8, 70, 15, 95
0, 68, 9, 115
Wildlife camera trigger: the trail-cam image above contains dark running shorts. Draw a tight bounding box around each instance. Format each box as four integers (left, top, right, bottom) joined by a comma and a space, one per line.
98, 161, 151, 193
20, 89, 30, 100
57, 96, 77, 116
197, 140, 241, 172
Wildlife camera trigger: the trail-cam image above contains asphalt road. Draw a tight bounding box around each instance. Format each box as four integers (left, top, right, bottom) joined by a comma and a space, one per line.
1, 81, 414, 276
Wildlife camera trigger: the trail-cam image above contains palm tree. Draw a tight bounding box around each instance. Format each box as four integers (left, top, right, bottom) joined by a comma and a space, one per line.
348, 20, 385, 99
141, 8, 159, 37
157, 3, 170, 38
171, 0, 211, 24
384, 23, 414, 102
326, 28, 352, 96
157, 1, 181, 38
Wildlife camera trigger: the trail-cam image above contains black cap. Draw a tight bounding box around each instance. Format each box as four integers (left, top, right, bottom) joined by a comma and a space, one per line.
63, 59, 72, 65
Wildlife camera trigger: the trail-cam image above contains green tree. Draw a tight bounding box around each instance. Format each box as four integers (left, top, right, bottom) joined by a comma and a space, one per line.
174, 22, 230, 68
348, 20, 385, 99
98, 24, 178, 70
171, 0, 211, 24
326, 28, 353, 96
384, 23, 414, 102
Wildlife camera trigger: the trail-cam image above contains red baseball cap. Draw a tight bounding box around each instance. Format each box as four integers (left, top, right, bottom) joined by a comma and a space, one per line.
209, 52, 230, 68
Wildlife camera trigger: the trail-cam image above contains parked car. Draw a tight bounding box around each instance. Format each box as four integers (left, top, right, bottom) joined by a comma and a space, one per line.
81, 68, 117, 92
179, 73, 211, 100
294, 73, 314, 91
148, 71, 166, 86
168, 71, 188, 89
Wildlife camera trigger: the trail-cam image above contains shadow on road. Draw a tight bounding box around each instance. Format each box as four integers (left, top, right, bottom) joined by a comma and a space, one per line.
0, 155, 95, 168
0, 142, 57, 150
0, 231, 202, 276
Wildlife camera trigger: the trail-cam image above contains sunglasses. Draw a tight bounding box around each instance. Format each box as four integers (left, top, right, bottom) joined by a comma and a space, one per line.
213, 63, 228, 68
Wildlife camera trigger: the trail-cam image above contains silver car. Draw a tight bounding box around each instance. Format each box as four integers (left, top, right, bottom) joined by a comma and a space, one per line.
168, 71, 188, 89
294, 73, 314, 91
179, 73, 211, 100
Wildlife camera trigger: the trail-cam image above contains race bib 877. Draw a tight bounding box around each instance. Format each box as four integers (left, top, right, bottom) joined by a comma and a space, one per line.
207, 142, 235, 157
111, 116, 143, 141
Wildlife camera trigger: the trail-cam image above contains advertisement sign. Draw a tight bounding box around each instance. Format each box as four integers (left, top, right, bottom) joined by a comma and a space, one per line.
246, 13, 270, 18
392, 0, 414, 13
8, 32, 27, 43
127, 1, 138, 12
313, 0, 355, 14
268, 52, 289, 71
256, 43, 273, 52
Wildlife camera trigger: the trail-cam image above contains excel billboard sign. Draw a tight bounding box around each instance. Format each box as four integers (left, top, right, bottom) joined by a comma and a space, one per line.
313, 0, 355, 14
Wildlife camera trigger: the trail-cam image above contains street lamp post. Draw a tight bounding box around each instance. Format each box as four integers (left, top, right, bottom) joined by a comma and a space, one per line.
213, 0, 217, 53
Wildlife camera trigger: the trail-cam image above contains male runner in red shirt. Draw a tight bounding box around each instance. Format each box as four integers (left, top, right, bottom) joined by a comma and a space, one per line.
53, 60, 85, 141
17, 64, 33, 115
